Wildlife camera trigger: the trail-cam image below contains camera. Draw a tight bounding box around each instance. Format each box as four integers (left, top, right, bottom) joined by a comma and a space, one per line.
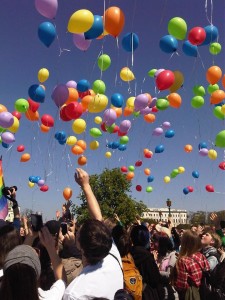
31, 214, 43, 232
2, 186, 17, 197
60, 222, 68, 235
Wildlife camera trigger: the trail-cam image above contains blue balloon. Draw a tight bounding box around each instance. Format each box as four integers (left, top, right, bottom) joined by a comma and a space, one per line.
165, 129, 175, 138
182, 40, 198, 57
77, 79, 90, 92
107, 142, 113, 149
147, 175, 154, 183
118, 144, 127, 151
159, 35, 178, 54
122, 32, 139, 52
111, 93, 124, 108
29, 176, 37, 183
201, 25, 218, 46
155, 144, 165, 153
183, 187, 189, 195
192, 170, 199, 178
33, 176, 41, 184
58, 139, 66, 145
55, 131, 66, 141
2, 142, 9, 148
28, 84, 45, 103
84, 15, 103, 40
112, 141, 120, 149
38, 22, 56, 47
198, 142, 207, 150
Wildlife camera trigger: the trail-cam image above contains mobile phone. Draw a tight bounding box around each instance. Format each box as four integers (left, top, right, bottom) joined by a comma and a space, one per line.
31, 214, 43, 232
61, 222, 68, 235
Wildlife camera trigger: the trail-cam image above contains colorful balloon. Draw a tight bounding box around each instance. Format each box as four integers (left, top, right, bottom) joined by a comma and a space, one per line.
84, 15, 103, 40
68, 9, 94, 33
156, 70, 175, 90
215, 130, 225, 147
201, 25, 218, 45
188, 27, 206, 45
72, 33, 91, 51
159, 35, 178, 53
0, 112, 14, 128
205, 184, 214, 192
51, 84, 69, 108
72, 119, 86, 134
206, 66, 222, 84
35, 0, 58, 19
41, 114, 54, 127
168, 17, 187, 40
97, 54, 111, 71
169, 71, 184, 93
28, 84, 45, 103
209, 42, 222, 55
38, 21, 56, 47
111, 93, 124, 108
122, 32, 139, 52
120, 67, 135, 82
38, 68, 49, 83
104, 6, 125, 37
167, 93, 182, 108
182, 41, 198, 57
20, 153, 30, 162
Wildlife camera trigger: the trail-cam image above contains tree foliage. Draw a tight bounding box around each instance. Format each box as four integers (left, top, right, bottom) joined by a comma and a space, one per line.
71, 168, 148, 225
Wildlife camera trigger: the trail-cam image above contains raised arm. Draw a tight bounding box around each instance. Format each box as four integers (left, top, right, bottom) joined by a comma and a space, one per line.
74, 168, 102, 221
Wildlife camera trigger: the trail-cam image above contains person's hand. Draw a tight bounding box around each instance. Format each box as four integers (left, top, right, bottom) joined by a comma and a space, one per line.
23, 227, 39, 246
152, 250, 158, 261
39, 226, 55, 251
114, 213, 120, 222
74, 168, 90, 188
210, 213, 220, 228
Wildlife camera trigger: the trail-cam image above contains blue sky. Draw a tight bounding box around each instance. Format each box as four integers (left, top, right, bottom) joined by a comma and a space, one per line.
1, 0, 225, 221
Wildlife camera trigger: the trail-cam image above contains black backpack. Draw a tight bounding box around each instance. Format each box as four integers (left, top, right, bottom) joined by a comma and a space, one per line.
209, 259, 225, 299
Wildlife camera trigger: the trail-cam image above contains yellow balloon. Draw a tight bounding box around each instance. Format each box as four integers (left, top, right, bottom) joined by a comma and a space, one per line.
68, 9, 94, 33
126, 96, 135, 108
66, 136, 77, 146
88, 94, 108, 113
169, 70, 184, 92
8, 116, 19, 133
221, 104, 225, 115
72, 119, 86, 134
38, 68, 49, 83
105, 151, 112, 158
164, 176, 171, 183
178, 166, 185, 173
94, 116, 102, 124
208, 149, 217, 160
120, 67, 135, 82
90, 140, 99, 150
28, 181, 35, 188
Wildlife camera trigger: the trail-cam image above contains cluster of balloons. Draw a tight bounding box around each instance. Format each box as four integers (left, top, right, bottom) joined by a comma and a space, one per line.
28, 175, 48, 192
183, 186, 194, 195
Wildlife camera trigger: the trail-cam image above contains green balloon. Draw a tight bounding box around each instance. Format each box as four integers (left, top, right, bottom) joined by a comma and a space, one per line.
0, 126, 6, 134
215, 130, 225, 147
191, 96, 204, 109
106, 123, 115, 134
168, 17, 187, 40
193, 85, 205, 96
209, 43, 222, 55
213, 106, 225, 120
146, 186, 153, 193
92, 80, 106, 94
207, 84, 219, 94
133, 111, 140, 117
156, 98, 169, 110
15, 98, 29, 113
120, 136, 129, 144
148, 69, 157, 77
97, 54, 111, 71
128, 165, 135, 171
89, 127, 102, 138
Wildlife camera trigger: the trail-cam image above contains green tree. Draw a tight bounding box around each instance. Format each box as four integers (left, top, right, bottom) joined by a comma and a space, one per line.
71, 168, 147, 225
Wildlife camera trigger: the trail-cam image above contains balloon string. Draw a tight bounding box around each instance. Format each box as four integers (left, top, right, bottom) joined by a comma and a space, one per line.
53, 21, 71, 56
205, 0, 213, 25
197, 48, 205, 70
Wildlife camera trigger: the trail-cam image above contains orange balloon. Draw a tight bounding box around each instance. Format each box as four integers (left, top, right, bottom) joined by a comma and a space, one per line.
167, 93, 182, 108
65, 88, 79, 104
104, 6, 125, 37
40, 124, 50, 133
0, 104, 7, 113
144, 168, 151, 175
210, 90, 225, 105
89, 89, 96, 96
144, 113, 156, 123
184, 144, 193, 153
81, 95, 93, 110
143, 148, 150, 155
77, 155, 87, 166
71, 145, 84, 155
222, 74, 225, 90
111, 106, 122, 118
123, 106, 133, 116
20, 153, 30, 162
126, 171, 134, 180
145, 93, 152, 104
76, 139, 87, 150
63, 187, 72, 201
25, 109, 39, 121
206, 66, 222, 84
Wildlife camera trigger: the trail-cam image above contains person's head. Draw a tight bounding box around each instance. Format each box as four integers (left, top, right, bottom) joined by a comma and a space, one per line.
78, 219, 112, 265
114, 289, 134, 300
112, 225, 131, 257
62, 204, 66, 214
0, 224, 21, 269
130, 225, 150, 248
179, 230, 201, 257
103, 217, 117, 232
190, 225, 197, 232
201, 231, 222, 249
158, 236, 174, 257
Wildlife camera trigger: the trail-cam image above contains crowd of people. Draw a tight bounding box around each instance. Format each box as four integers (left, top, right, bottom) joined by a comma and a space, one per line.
0, 168, 225, 299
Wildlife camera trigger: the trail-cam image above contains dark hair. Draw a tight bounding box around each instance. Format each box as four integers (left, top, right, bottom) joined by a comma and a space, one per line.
79, 219, 112, 265
0, 263, 39, 300
0, 225, 21, 269
112, 225, 131, 257
130, 225, 150, 247
114, 289, 134, 300
158, 236, 174, 258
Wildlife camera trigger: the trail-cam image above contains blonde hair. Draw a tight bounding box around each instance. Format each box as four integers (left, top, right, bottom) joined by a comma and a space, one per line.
179, 230, 201, 257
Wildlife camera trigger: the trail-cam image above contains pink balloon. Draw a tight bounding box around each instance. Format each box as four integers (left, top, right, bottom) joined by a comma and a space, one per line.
162, 121, 171, 129
134, 94, 149, 111
152, 127, 163, 136
51, 84, 69, 108
38, 179, 45, 187
103, 109, 117, 126
140, 107, 152, 115
119, 120, 131, 133
199, 148, 208, 156
0, 112, 14, 128
66, 80, 77, 89
1, 132, 15, 144
72, 34, 92, 51
35, 0, 58, 19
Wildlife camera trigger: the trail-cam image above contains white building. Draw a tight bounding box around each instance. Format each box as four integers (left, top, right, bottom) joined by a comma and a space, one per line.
142, 207, 188, 226
5, 201, 14, 223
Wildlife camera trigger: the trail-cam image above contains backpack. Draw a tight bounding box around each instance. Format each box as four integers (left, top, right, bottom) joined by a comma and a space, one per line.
122, 254, 143, 300
209, 259, 225, 299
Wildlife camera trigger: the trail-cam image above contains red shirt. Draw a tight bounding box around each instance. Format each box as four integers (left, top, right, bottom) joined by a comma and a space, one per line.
175, 252, 210, 290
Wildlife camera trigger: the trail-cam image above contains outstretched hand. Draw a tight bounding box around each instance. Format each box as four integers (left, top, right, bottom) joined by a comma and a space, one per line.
74, 168, 90, 188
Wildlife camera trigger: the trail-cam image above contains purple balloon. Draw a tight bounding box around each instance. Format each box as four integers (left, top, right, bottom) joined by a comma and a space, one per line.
35, 0, 58, 19
51, 84, 69, 108
119, 120, 131, 133
72, 33, 92, 51
162, 121, 171, 129
149, 97, 157, 108
66, 80, 77, 89
199, 148, 209, 156
140, 107, 152, 115
154, 69, 165, 78
37, 179, 45, 187
134, 94, 149, 111
103, 109, 117, 126
1, 132, 15, 144
0, 112, 14, 128
152, 127, 163, 136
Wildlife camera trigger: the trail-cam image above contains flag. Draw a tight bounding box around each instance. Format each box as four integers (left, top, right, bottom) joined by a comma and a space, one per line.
0, 157, 8, 220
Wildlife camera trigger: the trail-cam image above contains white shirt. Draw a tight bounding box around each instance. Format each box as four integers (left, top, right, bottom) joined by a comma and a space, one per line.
38, 279, 66, 300
63, 243, 123, 300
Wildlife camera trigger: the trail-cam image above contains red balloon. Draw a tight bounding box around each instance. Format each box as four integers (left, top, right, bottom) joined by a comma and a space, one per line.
41, 114, 54, 127
188, 27, 206, 45
12, 111, 22, 120
156, 70, 175, 91
17, 145, 25, 152
144, 151, 153, 158
40, 185, 49, 192
100, 122, 107, 132
205, 184, 214, 192
219, 162, 225, 170
60, 106, 72, 121
78, 90, 91, 99
136, 185, 142, 192
64, 102, 83, 119
28, 98, 40, 112
135, 160, 143, 167
151, 107, 158, 113
121, 166, 128, 173
118, 130, 127, 137
187, 186, 194, 192
113, 125, 119, 133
